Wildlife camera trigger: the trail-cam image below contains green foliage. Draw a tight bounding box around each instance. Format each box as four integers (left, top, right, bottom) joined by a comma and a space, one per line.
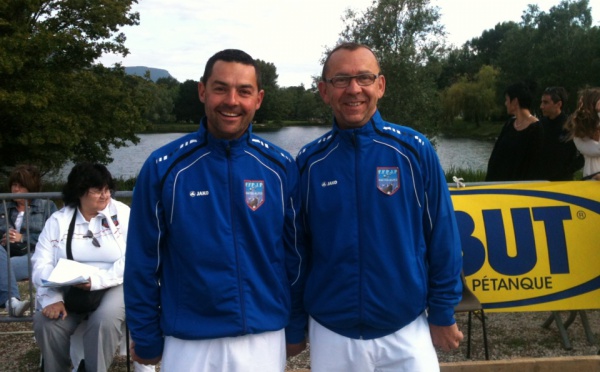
278, 85, 330, 123
0, 0, 144, 173
174, 79, 204, 123
337, 0, 446, 137
441, 65, 501, 126
254, 59, 282, 124
441, 0, 600, 115
497, 0, 600, 111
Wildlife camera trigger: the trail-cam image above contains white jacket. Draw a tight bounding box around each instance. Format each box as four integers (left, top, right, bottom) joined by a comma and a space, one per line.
32, 199, 130, 309
574, 136, 600, 177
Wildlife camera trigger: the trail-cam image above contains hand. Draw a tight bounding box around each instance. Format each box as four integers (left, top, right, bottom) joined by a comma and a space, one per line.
73, 278, 92, 291
430, 323, 463, 352
3, 229, 22, 245
286, 340, 307, 358
42, 301, 68, 320
130, 340, 162, 365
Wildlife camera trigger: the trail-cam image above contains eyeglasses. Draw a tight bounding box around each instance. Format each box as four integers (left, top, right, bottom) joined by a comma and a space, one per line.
325, 73, 380, 88
88, 188, 112, 197
84, 230, 101, 247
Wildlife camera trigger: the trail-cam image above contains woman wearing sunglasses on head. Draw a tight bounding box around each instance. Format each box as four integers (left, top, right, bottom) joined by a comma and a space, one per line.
32, 162, 130, 372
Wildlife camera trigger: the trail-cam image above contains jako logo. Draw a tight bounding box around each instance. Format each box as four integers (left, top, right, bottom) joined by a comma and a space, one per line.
189, 191, 210, 197
321, 180, 338, 187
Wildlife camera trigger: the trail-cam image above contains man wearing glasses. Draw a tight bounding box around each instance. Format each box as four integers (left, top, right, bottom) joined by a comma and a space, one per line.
294, 42, 463, 371
539, 87, 583, 180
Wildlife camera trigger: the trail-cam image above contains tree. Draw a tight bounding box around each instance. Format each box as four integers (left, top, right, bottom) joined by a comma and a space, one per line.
337, 0, 446, 137
495, 0, 600, 112
441, 65, 500, 127
174, 80, 204, 123
0, 0, 143, 173
143, 76, 179, 124
253, 59, 282, 124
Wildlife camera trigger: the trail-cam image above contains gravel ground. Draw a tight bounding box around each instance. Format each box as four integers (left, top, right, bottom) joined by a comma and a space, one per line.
1, 310, 598, 371
286, 310, 600, 370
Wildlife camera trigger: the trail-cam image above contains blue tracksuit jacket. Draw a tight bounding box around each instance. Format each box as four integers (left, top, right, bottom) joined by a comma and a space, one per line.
124, 120, 306, 359
296, 110, 462, 340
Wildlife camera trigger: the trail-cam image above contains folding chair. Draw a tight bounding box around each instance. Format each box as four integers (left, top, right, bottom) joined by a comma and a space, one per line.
454, 272, 489, 360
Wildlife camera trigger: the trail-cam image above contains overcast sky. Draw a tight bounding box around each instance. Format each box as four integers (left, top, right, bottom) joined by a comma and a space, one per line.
98, 0, 600, 87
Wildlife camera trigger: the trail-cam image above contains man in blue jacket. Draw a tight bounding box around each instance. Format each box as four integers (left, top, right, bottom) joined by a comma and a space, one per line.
295, 42, 463, 371
124, 49, 306, 371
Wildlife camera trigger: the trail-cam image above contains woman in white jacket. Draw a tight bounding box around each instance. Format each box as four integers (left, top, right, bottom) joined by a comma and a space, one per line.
566, 88, 600, 180
32, 163, 129, 372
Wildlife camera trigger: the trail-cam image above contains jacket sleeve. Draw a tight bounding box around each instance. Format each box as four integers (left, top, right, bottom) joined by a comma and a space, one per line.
27, 201, 58, 251
284, 159, 308, 344
124, 158, 166, 360
421, 140, 463, 326
32, 214, 65, 309
574, 136, 600, 157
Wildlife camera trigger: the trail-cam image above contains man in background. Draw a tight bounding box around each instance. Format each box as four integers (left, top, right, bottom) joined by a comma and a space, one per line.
539, 86, 583, 180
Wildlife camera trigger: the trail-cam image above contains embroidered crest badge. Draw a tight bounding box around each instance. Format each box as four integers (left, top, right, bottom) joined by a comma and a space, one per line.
376, 167, 400, 195
245, 180, 265, 211
102, 215, 119, 228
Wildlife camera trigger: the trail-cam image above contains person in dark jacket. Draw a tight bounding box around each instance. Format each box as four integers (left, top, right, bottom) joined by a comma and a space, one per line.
539, 87, 583, 180
486, 82, 544, 182
1, 165, 57, 317
124, 49, 306, 371
295, 42, 463, 372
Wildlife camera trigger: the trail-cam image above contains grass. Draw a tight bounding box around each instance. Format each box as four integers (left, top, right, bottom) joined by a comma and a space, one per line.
445, 167, 487, 183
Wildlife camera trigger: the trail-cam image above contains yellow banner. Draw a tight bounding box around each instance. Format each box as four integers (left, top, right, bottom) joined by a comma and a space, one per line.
450, 181, 600, 312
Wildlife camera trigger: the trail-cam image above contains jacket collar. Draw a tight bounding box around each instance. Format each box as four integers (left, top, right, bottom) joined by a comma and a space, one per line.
197, 117, 253, 154
332, 110, 383, 141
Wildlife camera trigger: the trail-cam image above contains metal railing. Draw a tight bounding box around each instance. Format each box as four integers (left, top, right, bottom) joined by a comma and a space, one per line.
0, 191, 132, 327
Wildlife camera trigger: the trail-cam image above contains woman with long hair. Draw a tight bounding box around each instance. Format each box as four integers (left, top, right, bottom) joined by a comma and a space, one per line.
565, 88, 600, 180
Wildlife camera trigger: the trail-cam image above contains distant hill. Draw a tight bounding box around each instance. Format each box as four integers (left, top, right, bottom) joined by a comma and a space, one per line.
124, 66, 173, 82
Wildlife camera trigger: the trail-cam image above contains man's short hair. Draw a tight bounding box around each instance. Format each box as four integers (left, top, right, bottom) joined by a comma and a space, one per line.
201, 49, 262, 91
321, 42, 381, 81
543, 87, 568, 105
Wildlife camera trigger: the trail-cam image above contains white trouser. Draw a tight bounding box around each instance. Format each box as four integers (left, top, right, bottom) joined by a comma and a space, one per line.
162, 330, 285, 372
309, 313, 440, 372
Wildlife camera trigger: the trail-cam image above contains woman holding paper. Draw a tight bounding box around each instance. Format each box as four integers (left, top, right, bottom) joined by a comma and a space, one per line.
32, 163, 129, 372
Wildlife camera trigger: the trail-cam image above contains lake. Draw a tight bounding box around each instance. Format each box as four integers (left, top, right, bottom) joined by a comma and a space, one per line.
54, 126, 494, 180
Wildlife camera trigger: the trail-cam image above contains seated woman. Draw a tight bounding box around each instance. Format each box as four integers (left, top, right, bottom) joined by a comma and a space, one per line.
1, 164, 57, 317
565, 87, 600, 180
32, 163, 129, 372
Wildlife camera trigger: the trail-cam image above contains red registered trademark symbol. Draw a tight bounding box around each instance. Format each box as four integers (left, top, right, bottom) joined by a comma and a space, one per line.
577, 210, 586, 219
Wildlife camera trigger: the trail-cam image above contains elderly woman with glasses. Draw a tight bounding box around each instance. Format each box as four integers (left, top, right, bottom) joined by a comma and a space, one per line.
32, 162, 130, 372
